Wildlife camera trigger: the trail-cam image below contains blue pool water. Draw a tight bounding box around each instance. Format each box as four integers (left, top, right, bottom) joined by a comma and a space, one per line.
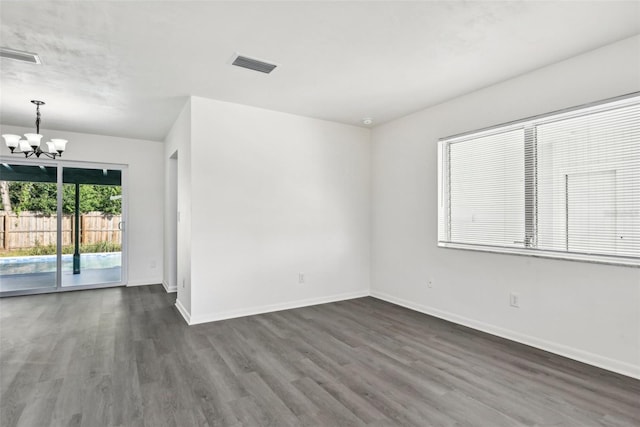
0, 252, 121, 275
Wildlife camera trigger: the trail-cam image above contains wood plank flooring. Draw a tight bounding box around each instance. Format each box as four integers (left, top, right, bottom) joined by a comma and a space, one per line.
1, 285, 639, 426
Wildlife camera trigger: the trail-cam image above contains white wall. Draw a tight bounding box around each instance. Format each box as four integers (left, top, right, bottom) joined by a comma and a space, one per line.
371, 35, 640, 379
0, 125, 164, 287
163, 99, 192, 317
187, 97, 371, 323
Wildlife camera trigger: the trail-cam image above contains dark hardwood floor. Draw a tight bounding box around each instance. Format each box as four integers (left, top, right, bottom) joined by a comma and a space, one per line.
1, 285, 639, 426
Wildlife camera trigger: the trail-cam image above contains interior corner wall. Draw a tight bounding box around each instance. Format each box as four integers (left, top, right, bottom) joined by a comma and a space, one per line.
188, 97, 371, 323
370, 35, 640, 379
163, 99, 192, 318
0, 125, 165, 287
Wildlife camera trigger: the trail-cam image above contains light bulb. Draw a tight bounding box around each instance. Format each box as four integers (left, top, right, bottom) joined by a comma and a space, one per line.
24, 133, 42, 149
52, 139, 67, 153
2, 134, 21, 150
19, 140, 32, 152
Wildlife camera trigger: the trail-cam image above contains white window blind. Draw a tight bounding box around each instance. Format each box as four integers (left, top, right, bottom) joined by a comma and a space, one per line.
438, 94, 640, 266
448, 128, 525, 247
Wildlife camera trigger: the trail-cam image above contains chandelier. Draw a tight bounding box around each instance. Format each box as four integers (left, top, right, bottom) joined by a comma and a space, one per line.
2, 100, 68, 159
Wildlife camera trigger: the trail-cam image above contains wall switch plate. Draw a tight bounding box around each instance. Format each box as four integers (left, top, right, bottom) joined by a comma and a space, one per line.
427, 279, 433, 288
510, 293, 519, 308
298, 273, 305, 284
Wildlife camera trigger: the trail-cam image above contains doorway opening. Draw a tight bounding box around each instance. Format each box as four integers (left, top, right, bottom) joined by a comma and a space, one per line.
166, 150, 178, 292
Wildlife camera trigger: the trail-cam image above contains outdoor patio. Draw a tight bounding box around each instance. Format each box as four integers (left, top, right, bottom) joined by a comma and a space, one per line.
0, 266, 121, 293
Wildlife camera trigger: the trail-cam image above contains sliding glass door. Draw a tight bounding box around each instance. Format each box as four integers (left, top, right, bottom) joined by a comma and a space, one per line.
0, 163, 58, 293
0, 160, 126, 296
61, 167, 123, 288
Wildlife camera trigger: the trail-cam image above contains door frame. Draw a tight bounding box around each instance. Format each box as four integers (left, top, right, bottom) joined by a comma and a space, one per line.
0, 156, 128, 297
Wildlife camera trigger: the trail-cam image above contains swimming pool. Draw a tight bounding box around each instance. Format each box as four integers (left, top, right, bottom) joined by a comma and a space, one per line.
0, 252, 121, 275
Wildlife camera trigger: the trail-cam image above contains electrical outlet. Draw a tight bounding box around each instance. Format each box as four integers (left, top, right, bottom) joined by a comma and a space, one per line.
298, 273, 305, 284
509, 293, 519, 308
427, 279, 433, 288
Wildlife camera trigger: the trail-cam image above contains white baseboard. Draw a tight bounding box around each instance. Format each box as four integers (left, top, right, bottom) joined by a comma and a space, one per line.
188, 289, 369, 325
370, 290, 640, 380
162, 280, 177, 293
174, 298, 191, 324
126, 278, 162, 287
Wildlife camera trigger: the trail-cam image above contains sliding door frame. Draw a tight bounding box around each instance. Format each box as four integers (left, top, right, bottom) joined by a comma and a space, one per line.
0, 156, 128, 297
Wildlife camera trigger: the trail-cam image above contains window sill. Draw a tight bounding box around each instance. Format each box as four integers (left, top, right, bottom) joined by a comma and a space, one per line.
437, 242, 640, 268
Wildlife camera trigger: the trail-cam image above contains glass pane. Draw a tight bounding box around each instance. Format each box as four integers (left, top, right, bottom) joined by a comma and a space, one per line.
0, 163, 58, 293
537, 104, 640, 257
61, 167, 122, 287
448, 129, 526, 248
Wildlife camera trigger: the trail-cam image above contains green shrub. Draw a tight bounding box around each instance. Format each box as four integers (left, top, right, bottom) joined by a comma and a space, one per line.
0, 241, 121, 257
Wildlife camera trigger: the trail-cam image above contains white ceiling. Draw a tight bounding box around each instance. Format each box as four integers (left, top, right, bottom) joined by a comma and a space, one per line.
1, 1, 639, 141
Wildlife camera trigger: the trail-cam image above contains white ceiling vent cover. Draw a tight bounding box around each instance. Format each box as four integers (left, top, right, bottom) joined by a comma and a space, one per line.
231, 54, 277, 74
0, 47, 41, 64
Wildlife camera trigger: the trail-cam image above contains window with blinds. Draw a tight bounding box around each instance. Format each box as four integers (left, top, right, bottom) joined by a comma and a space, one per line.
438, 94, 640, 266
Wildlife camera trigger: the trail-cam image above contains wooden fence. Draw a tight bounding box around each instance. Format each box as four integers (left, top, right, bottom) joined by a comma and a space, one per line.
0, 211, 121, 251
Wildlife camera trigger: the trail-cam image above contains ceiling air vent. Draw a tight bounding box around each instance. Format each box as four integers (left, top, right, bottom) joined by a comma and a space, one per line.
231, 54, 277, 74
0, 47, 41, 64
